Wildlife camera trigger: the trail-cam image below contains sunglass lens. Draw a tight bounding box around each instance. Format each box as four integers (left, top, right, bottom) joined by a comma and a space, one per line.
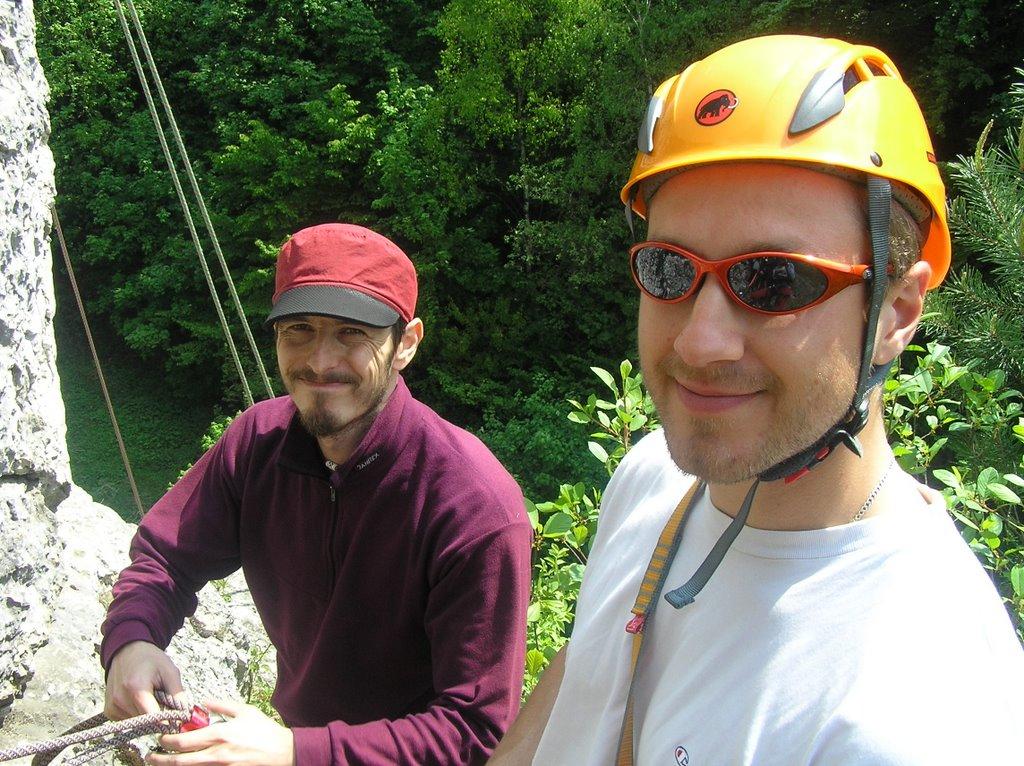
634, 246, 696, 300
727, 256, 828, 312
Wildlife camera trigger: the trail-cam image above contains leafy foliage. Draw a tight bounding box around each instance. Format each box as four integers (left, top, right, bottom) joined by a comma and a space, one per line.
523, 361, 657, 693
37, 0, 441, 402
926, 68, 1024, 389
370, 0, 644, 419
40, 0, 1024, 452
475, 373, 607, 499
885, 343, 1024, 639
172, 412, 239, 484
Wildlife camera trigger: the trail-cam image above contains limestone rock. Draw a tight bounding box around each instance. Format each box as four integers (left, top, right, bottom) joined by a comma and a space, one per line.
0, 483, 64, 718
0, 3, 276, 762
0, 488, 275, 762
0, 0, 68, 488
1, 0, 69, 719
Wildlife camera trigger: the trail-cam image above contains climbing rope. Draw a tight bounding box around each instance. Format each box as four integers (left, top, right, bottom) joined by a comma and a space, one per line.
52, 208, 147, 520
110, 0, 275, 406
0, 692, 209, 766
110, 0, 254, 407
119, 0, 275, 402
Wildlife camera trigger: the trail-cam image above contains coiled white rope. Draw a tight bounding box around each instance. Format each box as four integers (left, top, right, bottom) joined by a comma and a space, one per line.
0, 692, 206, 766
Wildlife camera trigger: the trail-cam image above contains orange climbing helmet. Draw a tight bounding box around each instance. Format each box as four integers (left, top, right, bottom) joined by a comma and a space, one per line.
620, 35, 950, 288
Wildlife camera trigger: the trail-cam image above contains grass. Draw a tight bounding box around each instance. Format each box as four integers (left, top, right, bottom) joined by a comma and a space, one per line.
54, 284, 219, 522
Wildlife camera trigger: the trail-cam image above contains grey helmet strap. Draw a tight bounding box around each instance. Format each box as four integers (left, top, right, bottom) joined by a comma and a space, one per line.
625, 187, 639, 240
858, 176, 893, 401
756, 176, 892, 483
663, 478, 759, 608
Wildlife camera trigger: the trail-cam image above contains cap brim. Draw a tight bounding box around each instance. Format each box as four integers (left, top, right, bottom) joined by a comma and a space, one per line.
266, 285, 400, 328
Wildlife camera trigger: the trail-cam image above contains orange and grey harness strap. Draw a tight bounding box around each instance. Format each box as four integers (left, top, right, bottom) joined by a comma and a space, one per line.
614, 476, 760, 765
615, 480, 705, 765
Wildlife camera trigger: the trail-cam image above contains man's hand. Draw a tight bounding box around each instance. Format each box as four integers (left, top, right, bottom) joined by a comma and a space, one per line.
148, 700, 295, 766
105, 641, 186, 720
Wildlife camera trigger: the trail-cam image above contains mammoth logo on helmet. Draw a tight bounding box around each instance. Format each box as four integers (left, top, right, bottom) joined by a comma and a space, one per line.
695, 89, 738, 125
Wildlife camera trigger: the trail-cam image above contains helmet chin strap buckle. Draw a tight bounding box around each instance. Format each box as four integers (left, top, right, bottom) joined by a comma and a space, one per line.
783, 401, 868, 483
835, 428, 864, 458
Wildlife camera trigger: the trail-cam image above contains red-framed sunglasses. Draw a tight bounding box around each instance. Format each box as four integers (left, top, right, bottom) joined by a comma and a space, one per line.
629, 241, 877, 315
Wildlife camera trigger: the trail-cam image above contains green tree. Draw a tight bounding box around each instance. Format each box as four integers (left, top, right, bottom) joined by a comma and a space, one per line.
372, 0, 643, 421
38, 0, 439, 401
39, 0, 1024, 507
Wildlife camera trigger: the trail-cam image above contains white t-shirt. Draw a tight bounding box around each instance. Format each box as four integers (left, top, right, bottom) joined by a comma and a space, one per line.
533, 430, 1024, 765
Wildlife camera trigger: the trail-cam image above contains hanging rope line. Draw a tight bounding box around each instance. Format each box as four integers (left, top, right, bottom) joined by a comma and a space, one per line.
119, 0, 274, 401
52, 208, 147, 521
110, 0, 254, 407
110, 0, 274, 406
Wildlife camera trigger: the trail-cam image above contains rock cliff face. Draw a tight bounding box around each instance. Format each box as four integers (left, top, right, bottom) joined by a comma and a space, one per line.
0, 3, 273, 759
1, 0, 69, 724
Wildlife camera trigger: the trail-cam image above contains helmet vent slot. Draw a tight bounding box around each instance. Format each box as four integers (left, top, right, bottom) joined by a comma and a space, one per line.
638, 94, 665, 153
866, 60, 888, 77
842, 68, 861, 94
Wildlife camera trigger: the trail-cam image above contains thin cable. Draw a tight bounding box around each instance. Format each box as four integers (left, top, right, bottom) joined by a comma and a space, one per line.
121, 0, 274, 401
52, 208, 146, 521
111, 0, 255, 407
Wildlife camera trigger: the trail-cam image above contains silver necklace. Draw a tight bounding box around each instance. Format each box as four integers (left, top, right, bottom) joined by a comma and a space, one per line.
852, 458, 896, 522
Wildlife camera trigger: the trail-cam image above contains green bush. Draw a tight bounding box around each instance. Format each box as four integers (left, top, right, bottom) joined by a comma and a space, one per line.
42, 0, 1024, 429
884, 342, 1024, 640
474, 373, 607, 501
522, 361, 657, 693
925, 68, 1024, 390
174, 412, 238, 482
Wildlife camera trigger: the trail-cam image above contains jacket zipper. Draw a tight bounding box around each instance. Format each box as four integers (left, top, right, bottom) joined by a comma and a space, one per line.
326, 477, 340, 590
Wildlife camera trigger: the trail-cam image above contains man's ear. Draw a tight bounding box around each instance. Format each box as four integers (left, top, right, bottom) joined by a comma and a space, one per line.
392, 318, 424, 372
873, 260, 932, 366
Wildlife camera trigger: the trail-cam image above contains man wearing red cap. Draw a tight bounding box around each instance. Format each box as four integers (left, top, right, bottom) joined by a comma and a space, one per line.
100, 224, 533, 765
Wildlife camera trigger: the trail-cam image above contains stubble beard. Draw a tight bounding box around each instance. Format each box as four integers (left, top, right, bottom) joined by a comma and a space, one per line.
647, 353, 857, 484
295, 375, 395, 440
287, 356, 397, 441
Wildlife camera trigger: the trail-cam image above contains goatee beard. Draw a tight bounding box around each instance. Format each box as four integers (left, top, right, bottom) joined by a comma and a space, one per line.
298, 394, 355, 438
295, 377, 395, 441
287, 346, 399, 442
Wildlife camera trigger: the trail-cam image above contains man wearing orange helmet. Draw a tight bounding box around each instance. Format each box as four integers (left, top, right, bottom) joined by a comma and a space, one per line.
491, 35, 1024, 764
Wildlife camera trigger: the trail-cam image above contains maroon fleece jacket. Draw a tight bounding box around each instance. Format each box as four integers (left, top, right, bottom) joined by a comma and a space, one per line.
101, 378, 532, 764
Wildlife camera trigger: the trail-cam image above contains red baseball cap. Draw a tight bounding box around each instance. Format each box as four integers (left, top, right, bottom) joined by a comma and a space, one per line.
266, 224, 417, 327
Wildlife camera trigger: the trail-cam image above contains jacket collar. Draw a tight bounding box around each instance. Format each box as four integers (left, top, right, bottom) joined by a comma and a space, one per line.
277, 376, 412, 481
